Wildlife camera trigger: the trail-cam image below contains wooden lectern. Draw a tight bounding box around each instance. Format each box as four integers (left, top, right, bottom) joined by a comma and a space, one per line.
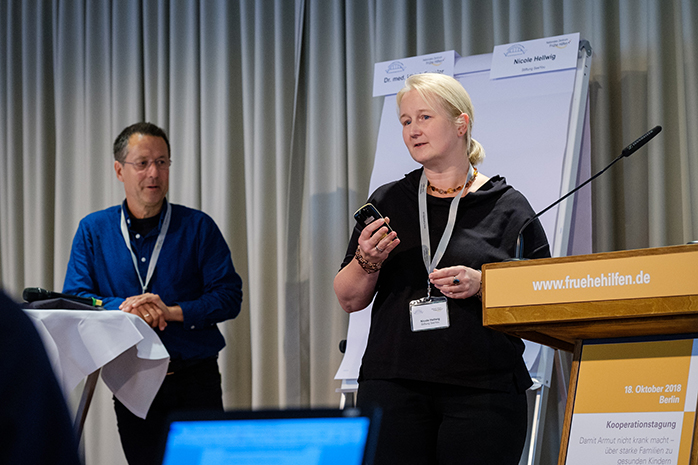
482, 244, 698, 464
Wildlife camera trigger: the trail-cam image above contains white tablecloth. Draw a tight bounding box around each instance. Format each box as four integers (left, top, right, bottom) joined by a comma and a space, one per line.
26, 309, 170, 419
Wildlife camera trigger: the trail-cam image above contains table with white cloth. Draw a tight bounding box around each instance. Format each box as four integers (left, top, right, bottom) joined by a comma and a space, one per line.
26, 309, 170, 434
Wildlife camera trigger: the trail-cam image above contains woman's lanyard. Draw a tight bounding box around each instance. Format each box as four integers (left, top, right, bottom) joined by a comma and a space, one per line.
418, 164, 474, 300
120, 202, 172, 294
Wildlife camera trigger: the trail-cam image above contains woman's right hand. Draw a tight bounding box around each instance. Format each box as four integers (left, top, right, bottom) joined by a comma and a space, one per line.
357, 217, 399, 263
335, 217, 400, 313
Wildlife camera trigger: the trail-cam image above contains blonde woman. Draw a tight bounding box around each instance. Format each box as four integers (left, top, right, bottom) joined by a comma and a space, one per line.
334, 73, 550, 464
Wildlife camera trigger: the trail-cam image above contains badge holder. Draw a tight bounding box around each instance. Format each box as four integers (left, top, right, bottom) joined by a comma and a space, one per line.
409, 283, 450, 332
409, 169, 471, 333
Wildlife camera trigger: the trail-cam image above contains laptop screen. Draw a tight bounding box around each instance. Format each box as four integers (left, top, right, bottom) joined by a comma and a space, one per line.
159, 408, 380, 465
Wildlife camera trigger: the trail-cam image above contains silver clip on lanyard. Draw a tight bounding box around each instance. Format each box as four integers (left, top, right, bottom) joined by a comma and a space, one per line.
418, 164, 474, 300
120, 202, 172, 294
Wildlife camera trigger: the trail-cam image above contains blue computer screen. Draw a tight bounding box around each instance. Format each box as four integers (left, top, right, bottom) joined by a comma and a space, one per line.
161, 416, 371, 465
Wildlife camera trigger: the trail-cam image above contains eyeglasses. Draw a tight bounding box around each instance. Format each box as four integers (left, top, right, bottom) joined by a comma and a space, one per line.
122, 159, 172, 172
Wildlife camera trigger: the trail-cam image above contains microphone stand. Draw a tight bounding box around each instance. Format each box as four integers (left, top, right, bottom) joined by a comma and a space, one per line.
513, 125, 663, 260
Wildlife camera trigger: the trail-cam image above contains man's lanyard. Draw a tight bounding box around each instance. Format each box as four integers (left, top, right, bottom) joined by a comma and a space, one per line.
418, 164, 474, 299
120, 202, 172, 294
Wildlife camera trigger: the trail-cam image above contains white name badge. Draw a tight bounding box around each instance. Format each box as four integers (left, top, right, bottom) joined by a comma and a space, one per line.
409, 297, 450, 332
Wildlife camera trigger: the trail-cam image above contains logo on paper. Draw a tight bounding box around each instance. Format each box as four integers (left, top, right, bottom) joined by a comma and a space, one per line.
423, 55, 446, 67
504, 44, 527, 57
547, 37, 573, 49
386, 61, 406, 74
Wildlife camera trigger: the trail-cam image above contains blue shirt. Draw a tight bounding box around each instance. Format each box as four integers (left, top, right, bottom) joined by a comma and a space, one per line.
63, 200, 243, 361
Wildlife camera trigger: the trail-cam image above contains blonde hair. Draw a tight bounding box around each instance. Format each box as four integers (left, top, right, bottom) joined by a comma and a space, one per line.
396, 73, 485, 165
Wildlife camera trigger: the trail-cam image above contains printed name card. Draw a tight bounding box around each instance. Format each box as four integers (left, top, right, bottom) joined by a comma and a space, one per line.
372, 51, 457, 97
490, 33, 579, 80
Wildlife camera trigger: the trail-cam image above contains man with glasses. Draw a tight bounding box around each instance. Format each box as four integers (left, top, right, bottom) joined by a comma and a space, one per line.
63, 122, 243, 465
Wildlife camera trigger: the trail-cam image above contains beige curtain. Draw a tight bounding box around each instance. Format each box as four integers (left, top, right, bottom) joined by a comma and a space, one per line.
2, 1, 698, 464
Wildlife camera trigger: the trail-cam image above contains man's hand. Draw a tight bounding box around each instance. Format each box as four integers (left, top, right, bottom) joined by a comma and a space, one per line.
119, 293, 183, 330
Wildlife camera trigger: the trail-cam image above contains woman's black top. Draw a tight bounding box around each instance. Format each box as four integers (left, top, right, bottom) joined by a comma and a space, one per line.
340, 168, 551, 393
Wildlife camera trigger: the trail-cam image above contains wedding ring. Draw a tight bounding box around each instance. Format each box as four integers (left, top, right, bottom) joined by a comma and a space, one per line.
375, 245, 384, 253
452, 277, 460, 285
144, 313, 150, 318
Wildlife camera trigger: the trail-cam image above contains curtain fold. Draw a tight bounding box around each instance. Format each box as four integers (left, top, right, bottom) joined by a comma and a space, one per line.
196, 0, 252, 410
679, 0, 698, 237
304, 0, 360, 406
2, 1, 698, 464
239, 0, 303, 407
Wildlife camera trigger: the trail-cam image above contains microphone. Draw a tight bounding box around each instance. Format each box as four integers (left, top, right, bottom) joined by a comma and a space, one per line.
514, 125, 662, 260
23, 287, 103, 307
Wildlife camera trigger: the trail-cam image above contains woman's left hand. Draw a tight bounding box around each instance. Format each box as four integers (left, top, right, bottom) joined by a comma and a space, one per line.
430, 266, 481, 300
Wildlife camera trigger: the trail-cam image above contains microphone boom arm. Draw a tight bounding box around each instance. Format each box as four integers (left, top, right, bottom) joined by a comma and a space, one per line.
514, 125, 662, 260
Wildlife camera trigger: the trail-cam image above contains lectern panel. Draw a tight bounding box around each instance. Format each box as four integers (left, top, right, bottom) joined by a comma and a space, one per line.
481, 245, 698, 465
482, 245, 698, 352
563, 337, 698, 465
